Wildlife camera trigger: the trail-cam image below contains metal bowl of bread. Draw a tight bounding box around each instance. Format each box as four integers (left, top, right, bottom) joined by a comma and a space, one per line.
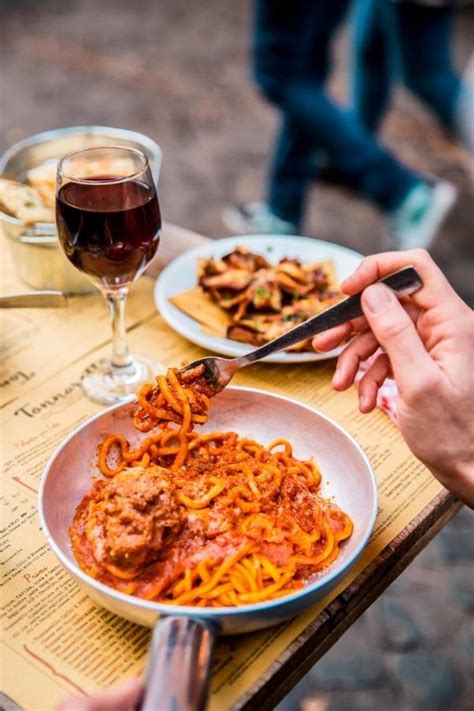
0, 126, 162, 294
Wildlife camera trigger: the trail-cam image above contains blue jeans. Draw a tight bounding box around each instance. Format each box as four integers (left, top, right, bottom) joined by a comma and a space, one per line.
353, 0, 464, 132
253, 0, 419, 227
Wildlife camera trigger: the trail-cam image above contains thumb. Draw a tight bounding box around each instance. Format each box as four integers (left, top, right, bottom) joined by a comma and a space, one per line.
361, 284, 436, 394
57, 678, 143, 711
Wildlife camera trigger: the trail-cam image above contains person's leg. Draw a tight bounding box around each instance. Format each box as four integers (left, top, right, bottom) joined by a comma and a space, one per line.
266, 117, 316, 226
394, 4, 463, 130
274, 78, 457, 249
278, 79, 418, 211
352, 0, 393, 132
253, 0, 350, 227
229, 0, 456, 247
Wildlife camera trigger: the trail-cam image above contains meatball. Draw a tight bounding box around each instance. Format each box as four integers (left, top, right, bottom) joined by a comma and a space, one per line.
87, 466, 183, 571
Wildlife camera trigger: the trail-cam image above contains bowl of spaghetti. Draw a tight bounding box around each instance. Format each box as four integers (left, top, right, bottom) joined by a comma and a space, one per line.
40, 375, 377, 631
39, 373, 377, 709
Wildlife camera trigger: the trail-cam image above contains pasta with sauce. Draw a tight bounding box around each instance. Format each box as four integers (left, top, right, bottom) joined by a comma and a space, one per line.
70, 366, 353, 607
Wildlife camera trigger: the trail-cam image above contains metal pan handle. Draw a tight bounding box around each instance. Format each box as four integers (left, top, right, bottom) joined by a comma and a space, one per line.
140, 616, 216, 711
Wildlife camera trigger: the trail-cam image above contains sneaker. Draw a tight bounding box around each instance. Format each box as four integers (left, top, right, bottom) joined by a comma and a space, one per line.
387, 180, 457, 250
222, 202, 298, 235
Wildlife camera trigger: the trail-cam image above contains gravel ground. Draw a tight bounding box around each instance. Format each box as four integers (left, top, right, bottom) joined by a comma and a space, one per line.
1, 1, 473, 709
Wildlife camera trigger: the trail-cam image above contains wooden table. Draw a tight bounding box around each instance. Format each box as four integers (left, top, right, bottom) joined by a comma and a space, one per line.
1, 223, 463, 710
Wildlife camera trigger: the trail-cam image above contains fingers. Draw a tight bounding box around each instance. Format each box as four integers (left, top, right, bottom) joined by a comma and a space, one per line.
342, 249, 459, 310
312, 297, 420, 354
361, 283, 438, 396
312, 316, 368, 352
357, 353, 392, 413
332, 330, 379, 390
57, 678, 143, 711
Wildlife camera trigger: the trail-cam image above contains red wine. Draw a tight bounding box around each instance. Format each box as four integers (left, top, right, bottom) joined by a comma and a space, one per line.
56, 177, 161, 288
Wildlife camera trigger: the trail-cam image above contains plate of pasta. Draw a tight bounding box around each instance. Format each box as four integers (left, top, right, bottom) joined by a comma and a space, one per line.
155, 235, 364, 363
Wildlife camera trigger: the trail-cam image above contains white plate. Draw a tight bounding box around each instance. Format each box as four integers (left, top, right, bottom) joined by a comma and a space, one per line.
155, 235, 363, 364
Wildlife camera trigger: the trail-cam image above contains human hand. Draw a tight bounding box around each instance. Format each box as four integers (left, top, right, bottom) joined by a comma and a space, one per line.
57, 678, 143, 711
313, 249, 474, 507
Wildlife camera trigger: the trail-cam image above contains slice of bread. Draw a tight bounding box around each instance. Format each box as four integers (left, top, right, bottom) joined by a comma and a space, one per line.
27, 161, 57, 208
0, 178, 54, 224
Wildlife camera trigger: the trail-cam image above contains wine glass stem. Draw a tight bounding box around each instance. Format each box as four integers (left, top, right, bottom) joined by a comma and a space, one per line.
106, 288, 133, 369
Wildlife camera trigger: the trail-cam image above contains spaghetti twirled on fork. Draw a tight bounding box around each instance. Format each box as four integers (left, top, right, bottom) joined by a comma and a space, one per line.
70, 367, 353, 607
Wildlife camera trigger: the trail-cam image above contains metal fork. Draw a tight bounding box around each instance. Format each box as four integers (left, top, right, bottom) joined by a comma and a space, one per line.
181, 266, 422, 393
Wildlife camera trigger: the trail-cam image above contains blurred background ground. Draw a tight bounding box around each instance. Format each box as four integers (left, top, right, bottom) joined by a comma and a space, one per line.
1, 1, 473, 709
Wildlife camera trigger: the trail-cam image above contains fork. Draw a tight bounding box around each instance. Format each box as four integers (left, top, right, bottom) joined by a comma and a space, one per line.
181, 266, 422, 394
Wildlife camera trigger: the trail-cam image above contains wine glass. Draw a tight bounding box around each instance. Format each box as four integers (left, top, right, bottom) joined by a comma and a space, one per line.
56, 145, 162, 405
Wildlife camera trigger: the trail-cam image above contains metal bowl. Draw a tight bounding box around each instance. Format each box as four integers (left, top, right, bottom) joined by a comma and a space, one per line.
40, 386, 377, 710
1, 126, 162, 293
39, 386, 377, 633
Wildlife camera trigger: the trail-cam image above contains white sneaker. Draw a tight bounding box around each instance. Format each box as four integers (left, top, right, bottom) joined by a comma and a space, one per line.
387, 181, 457, 250
222, 202, 298, 235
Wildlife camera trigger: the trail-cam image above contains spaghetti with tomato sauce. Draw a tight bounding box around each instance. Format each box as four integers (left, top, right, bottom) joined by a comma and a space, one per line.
69, 366, 353, 607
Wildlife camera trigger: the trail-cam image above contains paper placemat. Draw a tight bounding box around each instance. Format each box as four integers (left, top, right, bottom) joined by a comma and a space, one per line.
1, 310, 444, 710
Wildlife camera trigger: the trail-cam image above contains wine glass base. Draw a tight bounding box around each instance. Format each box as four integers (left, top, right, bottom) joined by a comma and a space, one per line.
81, 355, 163, 406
